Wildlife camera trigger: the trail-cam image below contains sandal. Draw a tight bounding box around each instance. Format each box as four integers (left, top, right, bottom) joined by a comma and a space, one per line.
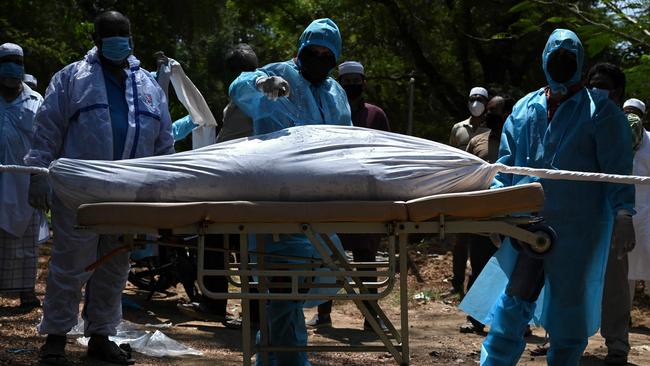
39, 335, 69, 366
87, 335, 135, 365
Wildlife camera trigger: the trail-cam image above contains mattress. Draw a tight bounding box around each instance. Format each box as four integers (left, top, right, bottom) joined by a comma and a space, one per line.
77, 183, 543, 228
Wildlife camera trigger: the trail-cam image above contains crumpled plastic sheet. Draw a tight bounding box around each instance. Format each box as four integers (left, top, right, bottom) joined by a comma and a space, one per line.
69, 318, 202, 357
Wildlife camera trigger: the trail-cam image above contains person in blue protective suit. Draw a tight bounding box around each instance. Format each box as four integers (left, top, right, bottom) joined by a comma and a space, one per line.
460, 29, 635, 366
230, 18, 351, 136
25, 11, 174, 366
230, 18, 352, 366
0, 43, 48, 309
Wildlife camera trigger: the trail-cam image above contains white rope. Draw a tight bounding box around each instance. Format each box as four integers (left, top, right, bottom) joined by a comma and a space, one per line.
494, 163, 650, 185
0, 165, 49, 175
1, 163, 649, 186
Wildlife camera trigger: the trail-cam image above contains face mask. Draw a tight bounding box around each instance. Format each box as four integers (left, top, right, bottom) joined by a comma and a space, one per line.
468, 101, 485, 117
0, 61, 25, 80
299, 48, 335, 85
547, 50, 577, 84
485, 112, 504, 131
101, 36, 133, 64
342, 84, 363, 101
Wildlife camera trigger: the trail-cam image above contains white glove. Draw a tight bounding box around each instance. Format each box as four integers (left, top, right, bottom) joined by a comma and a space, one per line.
255, 76, 290, 101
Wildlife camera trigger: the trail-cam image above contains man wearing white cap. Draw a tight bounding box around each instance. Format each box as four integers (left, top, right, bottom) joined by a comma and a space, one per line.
626, 98, 650, 312
306, 60, 390, 331
624, 98, 645, 151
336, 60, 390, 131
449, 87, 490, 150
23, 74, 37, 90
0, 43, 48, 309
447, 87, 490, 298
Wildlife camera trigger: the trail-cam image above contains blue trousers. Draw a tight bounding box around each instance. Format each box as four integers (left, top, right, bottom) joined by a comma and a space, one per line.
481, 293, 588, 366
255, 300, 311, 366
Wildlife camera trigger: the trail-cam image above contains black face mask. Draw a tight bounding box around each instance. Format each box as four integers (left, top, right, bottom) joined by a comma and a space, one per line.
546, 50, 577, 84
299, 47, 335, 85
485, 112, 504, 131
342, 84, 363, 101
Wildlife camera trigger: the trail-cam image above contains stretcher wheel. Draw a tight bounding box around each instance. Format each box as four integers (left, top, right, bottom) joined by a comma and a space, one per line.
511, 224, 556, 258
527, 224, 556, 255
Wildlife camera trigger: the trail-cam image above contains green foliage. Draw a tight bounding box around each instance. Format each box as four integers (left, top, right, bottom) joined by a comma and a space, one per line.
2, 0, 649, 143
625, 55, 650, 103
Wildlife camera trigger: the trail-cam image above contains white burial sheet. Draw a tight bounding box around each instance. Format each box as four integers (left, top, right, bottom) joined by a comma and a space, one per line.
48, 125, 497, 208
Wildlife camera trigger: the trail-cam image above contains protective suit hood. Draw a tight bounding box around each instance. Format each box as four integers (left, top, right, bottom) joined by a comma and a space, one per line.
297, 18, 342, 61
542, 29, 583, 95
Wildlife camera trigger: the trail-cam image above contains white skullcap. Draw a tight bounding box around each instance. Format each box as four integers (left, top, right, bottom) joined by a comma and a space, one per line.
624, 98, 646, 114
469, 87, 488, 98
338, 61, 364, 76
24, 74, 37, 87
0, 43, 23, 58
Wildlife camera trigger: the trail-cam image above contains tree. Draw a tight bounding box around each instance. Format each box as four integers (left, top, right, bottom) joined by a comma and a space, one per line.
2, 0, 648, 142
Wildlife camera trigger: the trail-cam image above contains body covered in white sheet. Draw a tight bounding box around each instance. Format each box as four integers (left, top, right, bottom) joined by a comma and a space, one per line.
48, 125, 497, 208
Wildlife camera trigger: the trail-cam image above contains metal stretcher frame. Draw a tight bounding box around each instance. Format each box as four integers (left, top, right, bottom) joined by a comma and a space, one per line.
77, 183, 549, 366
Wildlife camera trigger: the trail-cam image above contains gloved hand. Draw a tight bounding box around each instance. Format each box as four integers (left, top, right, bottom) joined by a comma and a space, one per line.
611, 213, 635, 259
28, 173, 52, 211
153, 51, 169, 69
255, 76, 291, 101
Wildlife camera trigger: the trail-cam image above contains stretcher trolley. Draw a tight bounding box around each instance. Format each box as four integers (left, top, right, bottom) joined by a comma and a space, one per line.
76, 182, 551, 365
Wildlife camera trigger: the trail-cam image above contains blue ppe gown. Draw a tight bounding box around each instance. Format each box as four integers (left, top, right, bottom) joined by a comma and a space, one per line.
171, 114, 197, 142
25, 47, 174, 337
230, 19, 351, 136
460, 29, 634, 366
229, 18, 352, 366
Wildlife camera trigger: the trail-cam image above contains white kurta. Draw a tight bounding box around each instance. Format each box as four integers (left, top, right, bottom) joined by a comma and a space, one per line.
629, 130, 650, 280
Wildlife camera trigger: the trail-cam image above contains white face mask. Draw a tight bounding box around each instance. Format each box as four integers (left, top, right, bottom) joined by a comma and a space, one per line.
468, 101, 485, 117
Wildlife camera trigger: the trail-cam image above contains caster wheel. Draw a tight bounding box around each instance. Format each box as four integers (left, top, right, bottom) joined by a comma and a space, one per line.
512, 224, 556, 258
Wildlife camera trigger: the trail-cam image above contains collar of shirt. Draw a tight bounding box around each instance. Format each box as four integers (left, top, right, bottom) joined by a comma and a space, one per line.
545, 84, 582, 121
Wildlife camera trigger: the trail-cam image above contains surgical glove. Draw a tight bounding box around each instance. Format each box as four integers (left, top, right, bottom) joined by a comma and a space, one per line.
28, 173, 52, 211
154, 51, 169, 68
255, 76, 290, 101
611, 214, 635, 259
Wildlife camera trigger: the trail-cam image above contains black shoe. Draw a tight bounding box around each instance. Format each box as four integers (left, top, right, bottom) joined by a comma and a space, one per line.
604, 352, 628, 365
19, 291, 41, 309
177, 302, 229, 323
306, 314, 332, 328
363, 317, 389, 332
39, 335, 69, 366
459, 321, 485, 334
223, 317, 259, 331
87, 335, 135, 365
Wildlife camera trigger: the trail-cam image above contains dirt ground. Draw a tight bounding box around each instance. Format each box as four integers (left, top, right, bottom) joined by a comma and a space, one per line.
2, 239, 650, 365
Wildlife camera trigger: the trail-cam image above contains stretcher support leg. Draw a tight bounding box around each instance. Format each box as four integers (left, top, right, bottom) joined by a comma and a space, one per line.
317, 233, 402, 343
304, 228, 405, 364
399, 233, 410, 365
256, 234, 270, 366
240, 233, 252, 366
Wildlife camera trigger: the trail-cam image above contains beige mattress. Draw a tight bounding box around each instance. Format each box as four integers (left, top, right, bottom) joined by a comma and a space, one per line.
77, 183, 544, 229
